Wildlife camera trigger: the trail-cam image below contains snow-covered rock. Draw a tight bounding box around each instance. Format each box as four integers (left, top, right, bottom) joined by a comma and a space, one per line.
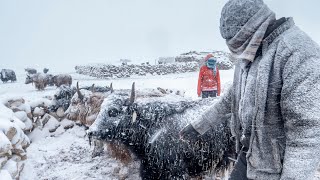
0, 132, 12, 157
0, 169, 12, 180
2, 158, 24, 179
29, 98, 52, 109
44, 115, 61, 133
0, 103, 30, 179
75, 62, 200, 79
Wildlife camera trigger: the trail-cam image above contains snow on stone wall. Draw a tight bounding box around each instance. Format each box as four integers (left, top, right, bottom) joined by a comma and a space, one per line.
0, 103, 30, 179
75, 51, 233, 79
0, 97, 76, 179
75, 62, 200, 79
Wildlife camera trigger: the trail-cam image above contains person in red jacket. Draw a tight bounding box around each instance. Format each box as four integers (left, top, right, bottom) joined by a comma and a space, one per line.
197, 54, 221, 98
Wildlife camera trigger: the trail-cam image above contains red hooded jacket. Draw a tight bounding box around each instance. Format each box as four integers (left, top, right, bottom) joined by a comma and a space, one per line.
197, 55, 221, 97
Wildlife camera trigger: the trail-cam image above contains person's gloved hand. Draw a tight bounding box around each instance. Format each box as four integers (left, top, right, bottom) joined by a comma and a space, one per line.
179, 124, 201, 142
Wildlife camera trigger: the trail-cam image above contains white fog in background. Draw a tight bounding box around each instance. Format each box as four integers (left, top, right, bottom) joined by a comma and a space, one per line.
0, 0, 319, 72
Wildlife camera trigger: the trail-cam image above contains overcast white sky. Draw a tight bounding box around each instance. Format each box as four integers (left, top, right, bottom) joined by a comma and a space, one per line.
0, 0, 319, 71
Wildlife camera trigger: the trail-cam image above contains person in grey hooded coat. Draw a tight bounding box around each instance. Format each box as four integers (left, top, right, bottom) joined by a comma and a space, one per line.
180, 0, 320, 179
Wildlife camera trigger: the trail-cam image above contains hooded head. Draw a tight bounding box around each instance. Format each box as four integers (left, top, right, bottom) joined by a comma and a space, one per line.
204, 54, 217, 70
207, 58, 217, 70
220, 0, 265, 40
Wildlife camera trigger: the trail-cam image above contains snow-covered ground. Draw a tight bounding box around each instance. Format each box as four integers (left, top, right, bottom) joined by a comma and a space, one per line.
2, 69, 319, 180
0, 70, 234, 103
0, 70, 234, 180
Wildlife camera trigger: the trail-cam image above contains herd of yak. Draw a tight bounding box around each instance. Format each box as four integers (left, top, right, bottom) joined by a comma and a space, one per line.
1, 67, 236, 179
0, 68, 72, 90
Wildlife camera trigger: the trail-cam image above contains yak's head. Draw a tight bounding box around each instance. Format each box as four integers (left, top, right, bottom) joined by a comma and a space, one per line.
88, 82, 140, 142
45, 74, 54, 86
88, 82, 191, 145
25, 75, 33, 84
65, 82, 110, 126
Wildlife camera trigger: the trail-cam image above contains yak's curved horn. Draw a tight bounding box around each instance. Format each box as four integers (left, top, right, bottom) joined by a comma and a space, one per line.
77, 82, 84, 100
110, 83, 114, 93
129, 82, 135, 104
91, 84, 95, 93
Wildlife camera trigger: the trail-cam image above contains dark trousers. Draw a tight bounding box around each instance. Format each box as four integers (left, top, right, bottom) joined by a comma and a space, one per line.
201, 90, 217, 98
229, 149, 249, 180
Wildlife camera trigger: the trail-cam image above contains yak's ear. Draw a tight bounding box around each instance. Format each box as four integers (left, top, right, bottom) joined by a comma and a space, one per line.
76, 81, 84, 100
129, 82, 135, 104
110, 83, 114, 93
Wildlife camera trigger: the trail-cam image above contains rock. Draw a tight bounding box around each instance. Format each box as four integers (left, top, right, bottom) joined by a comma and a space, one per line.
14, 111, 28, 122
2, 159, 25, 179
23, 118, 33, 132
0, 131, 12, 157
60, 119, 75, 130
27, 112, 33, 120
44, 115, 61, 133
4, 98, 25, 110
0, 170, 12, 180
56, 107, 65, 118
10, 155, 21, 162
17, 161, 25, 179
40, 114, 51, 127
11, 144, 26, 158
14, 111, 33, 132
2, 159, 18, 179
33, 107, 45, 118
0, 156, 8, 169
4, 126, 17, 142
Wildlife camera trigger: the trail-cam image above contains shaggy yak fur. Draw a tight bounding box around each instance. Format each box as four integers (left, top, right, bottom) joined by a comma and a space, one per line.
52, 74, 72, 87
25, 73, 48, 90
88, 83, 235, 180
1, 69, 17, 83
45, 74, 54, 86
25, 68, 37, 75
65, 82, 113, 126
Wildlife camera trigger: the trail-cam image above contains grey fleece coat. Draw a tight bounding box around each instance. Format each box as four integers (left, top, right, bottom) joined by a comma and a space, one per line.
191, 18, 320, 179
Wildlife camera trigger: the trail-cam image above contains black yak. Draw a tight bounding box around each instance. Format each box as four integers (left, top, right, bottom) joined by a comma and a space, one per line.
43, 68, 49, 74
1, 69, 17, 83
88, 83, 235, 179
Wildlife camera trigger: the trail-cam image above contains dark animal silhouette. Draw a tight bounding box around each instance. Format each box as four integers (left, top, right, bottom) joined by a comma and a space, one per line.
88, 83, 235, 179
1, 69, 16, 83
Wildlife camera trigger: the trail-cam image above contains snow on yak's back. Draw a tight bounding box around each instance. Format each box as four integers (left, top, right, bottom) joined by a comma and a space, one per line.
88, 83, 235, 179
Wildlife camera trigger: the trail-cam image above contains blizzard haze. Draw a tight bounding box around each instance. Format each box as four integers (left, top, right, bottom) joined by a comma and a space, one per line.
0, 0, 319, 72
